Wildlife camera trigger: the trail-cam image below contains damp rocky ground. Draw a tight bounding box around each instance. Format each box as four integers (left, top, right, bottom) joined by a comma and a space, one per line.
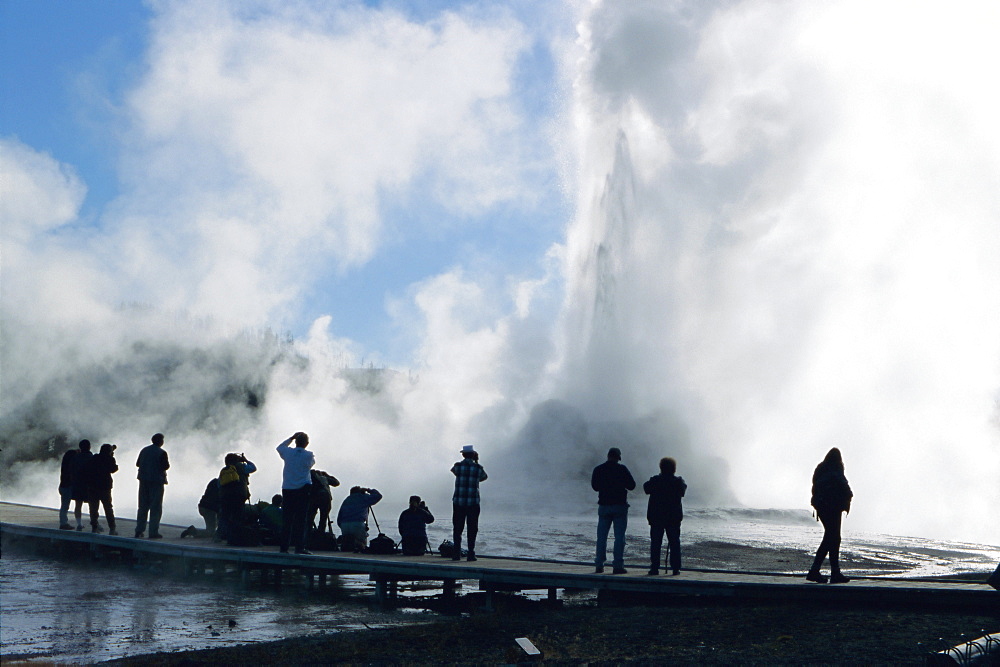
99, 588, 999, 666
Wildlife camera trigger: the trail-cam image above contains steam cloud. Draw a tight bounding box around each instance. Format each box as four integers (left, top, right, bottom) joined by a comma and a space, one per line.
2, 1, 999, 543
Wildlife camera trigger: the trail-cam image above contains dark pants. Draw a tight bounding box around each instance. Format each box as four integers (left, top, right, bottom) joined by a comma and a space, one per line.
650, 522, 681, 572
401, 535, 427, 556
308, 498, 332, 533
199, 506, 218, 538
218, 498, 245, 542
135, 481, 164, 536
73, 497, 98, 528
810, 509, 843, 574
92, 489, 116, 531
452, 504, 481, 553
280, 485, 311, 552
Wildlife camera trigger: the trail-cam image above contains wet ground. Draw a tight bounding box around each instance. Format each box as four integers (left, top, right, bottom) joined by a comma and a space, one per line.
2, 510, 998, 663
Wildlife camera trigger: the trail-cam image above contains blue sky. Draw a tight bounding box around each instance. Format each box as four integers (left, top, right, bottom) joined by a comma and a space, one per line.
0, 0, 571, 358
1, 1, 151, 217
3, 1, 1000, 542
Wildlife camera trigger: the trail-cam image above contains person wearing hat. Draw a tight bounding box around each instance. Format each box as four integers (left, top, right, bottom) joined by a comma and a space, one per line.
451, 444, 488, 561
591, 447, 636, 573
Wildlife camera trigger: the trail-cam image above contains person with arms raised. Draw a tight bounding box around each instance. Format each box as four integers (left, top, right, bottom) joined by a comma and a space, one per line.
277, 432, 315, 555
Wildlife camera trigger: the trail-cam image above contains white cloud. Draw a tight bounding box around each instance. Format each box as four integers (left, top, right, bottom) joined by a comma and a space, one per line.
0, 138, 87, 240
105, 0, 538, 324
558, 0, 1000, 541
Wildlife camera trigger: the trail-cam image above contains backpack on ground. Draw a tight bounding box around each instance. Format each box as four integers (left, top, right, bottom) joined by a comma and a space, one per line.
437, 540, 467, 559
365, 533, 397, 555
308, 528, 339, 551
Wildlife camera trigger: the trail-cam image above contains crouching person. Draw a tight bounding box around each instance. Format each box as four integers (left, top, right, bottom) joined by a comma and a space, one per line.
337, 486, 382, 552
398, 496, 434, 556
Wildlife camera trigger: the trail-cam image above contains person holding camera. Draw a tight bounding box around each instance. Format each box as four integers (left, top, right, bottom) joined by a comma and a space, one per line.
277, 432, 314, 554
337, 486, 382, 552
88, 443, 119, 535
451, 444, 488, 561
398, 495, 434, 556
218, 452, 257, 543
135, 433, 169, 539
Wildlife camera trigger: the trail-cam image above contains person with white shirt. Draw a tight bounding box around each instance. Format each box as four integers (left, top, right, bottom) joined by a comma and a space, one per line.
276, 432, 315, 555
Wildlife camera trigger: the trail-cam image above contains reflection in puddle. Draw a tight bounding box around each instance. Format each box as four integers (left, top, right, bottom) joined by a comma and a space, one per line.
2, 511, 997, 663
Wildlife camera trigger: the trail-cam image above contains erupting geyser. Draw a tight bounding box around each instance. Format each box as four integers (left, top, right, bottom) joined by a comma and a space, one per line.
1, 1, 998, 544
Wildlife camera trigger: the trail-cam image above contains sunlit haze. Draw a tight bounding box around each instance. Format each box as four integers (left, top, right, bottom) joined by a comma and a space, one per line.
2, 0, 998, 545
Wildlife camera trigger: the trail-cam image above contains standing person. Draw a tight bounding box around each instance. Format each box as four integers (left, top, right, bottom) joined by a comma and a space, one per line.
71, 439, 96, 531
807, 447, 853, 584
308, 469, 340, 533
135, 433, 169, 539
88, 444, 119, 535
217, 453, 257, 542
57, 443, 80, 530
643, 457, 687, 575
591, 447, 636, 574
451, 444, 488, 562
398, 495, 434, 556
277, 432, 315, 555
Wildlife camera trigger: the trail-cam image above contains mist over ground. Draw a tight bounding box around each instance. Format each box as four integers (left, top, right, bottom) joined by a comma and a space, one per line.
2, 1, 998, 544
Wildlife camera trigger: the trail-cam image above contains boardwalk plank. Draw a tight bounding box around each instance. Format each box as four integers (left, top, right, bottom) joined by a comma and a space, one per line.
1, 501, 995, 608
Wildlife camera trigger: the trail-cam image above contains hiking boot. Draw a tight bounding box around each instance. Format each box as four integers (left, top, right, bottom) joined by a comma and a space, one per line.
830, 573, 850, 584
466, 551, 477, 562
612, 567, 628, 575
647, 568, 659, 576
805, 570, 828, 583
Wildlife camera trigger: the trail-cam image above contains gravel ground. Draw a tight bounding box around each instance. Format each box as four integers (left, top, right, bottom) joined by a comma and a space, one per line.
102, 589, 999, 666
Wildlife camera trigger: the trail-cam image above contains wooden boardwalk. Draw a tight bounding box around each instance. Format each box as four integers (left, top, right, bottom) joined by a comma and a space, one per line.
2, 501, 996, 609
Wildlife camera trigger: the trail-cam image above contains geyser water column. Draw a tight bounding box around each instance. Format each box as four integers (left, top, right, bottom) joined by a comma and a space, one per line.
552, 0, 1000, 542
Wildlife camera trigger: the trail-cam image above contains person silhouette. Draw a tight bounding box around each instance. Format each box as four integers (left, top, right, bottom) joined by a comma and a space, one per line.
57, 441, 83, 530
135, 433, 169, 539
277, 431, 315, 555
398, 495, 434, 556
70, 439, 95, 531
451, 445, 487, 561
88, 443, 119, 535
806, 447, 853, 584
643, 456, 686, 575
591, 447, 636, 574
336, 486, 382, 552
